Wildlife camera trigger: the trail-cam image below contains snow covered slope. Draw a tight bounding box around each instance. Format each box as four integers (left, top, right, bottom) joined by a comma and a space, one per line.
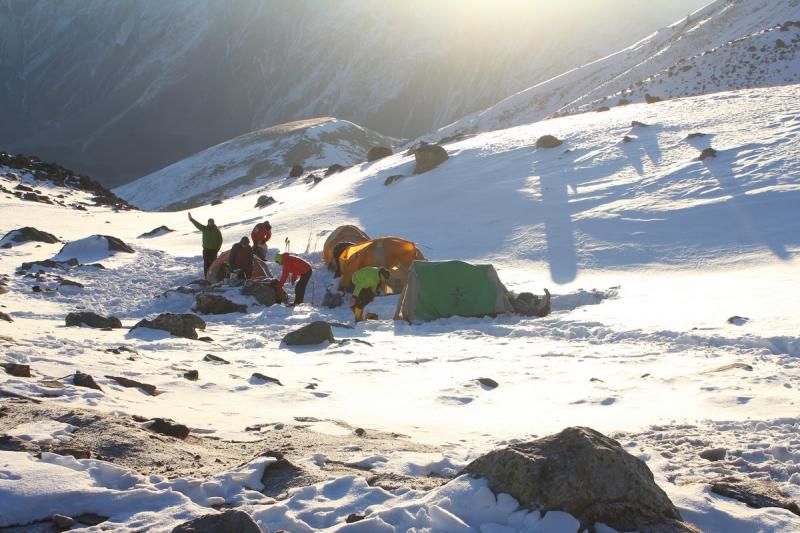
2, 85, 799, 531
115, 118, 394, 211
0, 0, 705, 187
439, 0, 800, 137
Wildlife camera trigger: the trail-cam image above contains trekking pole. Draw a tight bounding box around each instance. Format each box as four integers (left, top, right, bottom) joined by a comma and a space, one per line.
311, 280, 316, 305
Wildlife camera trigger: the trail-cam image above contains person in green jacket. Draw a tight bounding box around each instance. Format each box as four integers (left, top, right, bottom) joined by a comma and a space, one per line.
349, 266, 391, 322
188, 212, 223, 276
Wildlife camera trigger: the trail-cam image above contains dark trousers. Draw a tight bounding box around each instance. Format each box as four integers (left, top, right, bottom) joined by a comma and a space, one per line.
202, 248, 219, 277
293, 271, 312, 305
351, 288, 375, 322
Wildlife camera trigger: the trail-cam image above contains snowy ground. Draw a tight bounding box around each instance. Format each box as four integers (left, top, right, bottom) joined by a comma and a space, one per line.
1, 86, 799, 531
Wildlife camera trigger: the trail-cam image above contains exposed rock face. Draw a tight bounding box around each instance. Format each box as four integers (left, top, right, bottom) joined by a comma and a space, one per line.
73, 371, 103, 391
193, 294, 247, 315
65, 312, 122, 329
171, 509, 262, 533
0, 227, 59, 246
462, 426, 687, 532
283, 321, 335, 346
131, 313, 206, 340
103, 235, 135, 253
535, 135, 563, 148
367, 146, 393, 161
413, 143, 449, 174
289, 164, 304, 177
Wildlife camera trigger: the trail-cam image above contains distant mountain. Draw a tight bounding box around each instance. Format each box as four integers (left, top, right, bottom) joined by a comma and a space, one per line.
0, 0, 705, 187
115, 117, 393, 211
436, 0, 800, 138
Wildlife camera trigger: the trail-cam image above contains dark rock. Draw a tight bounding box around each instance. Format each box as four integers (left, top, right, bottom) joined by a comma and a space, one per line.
58, 278, 84, 289
20, 258, 79, 271
596, 106, 610, 112
631, 121, 649, 128
698, 148, 717, 160
282, 321, 335, 346
727, 315, 749, 325
138, 226, 174, 238
536, 135, 563, 149
102, 235, 135, 253
172, 509, 262, 533
345, 514, 365, 524
149, 418, 190, 439
711, 477, 800, 516
312, 175, 323, 185
0, 312, 12, 322
623, 135, 635, 143
0, 435, 34, 452
686, 132, 706, 139
14, 183, 33, 192
355, 428, 366, 437
645, 93, 662, 104
1, 363, 30, 377
193, 294, 247, 315
251, 372, 283, 386
73, 371, 103, 391
203, 354, 229, 364
74, 513, 109, 526
367, 146, 393, 162
255, 195, 276, 208
241, 279, 287, 306
325, 164, 346, 176
322, 288, 344, 308
413, 143, 449, 174
289, 164, 304, 178
52, 447, 92, 459
617, 98, 631, 106
699, 448, 727, 462
22, 191, 53, 204
477, 377, 499, 389
65, 311, 122, 329
776, 38, 787, 49
510, 290, 551, 318
383, 174, 403, 186
706, 362, 753, 373
53, 514, 75, 530
106, 375, 158, 396
1, 226, 59, 245
184, 369, 199, 381
210, 199, 222, 206
131, 313, 206, 340
462, 426, 686, 531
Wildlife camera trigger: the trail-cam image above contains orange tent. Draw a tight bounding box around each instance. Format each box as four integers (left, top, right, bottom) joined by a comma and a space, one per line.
338, 237, 426, 293
322, 225, 370, 271
206, 250, 272, 282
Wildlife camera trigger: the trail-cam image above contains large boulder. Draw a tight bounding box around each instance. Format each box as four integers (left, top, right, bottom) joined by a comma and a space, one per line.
193, 294, 247, 315
462, 427, 690, 532
282, 321, 335, 346
536, 135, 563, 149
131, 313, 206, 340
171, 509, 261, 533
413, 143, 448, 174
54, 235, 133, 263
241, 279, 287, 306
367, 146, 393, 162
0, 227, 59, 246
65, 312, 122, 329
255, 195, 276, 208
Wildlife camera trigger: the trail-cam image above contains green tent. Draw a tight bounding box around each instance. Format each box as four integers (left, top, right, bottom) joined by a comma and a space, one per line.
394, 260, 514, 321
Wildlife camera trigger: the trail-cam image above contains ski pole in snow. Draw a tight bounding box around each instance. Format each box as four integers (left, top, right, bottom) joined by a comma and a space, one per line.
311, 280, 316, 306
284, 237, 290, 252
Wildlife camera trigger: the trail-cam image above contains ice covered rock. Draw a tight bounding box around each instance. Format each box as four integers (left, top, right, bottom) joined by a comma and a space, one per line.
0, 226, 59, 246
462, 426, 691, 532
172, 509, 262, 533
367, 146, 392, 161
193, 294, 247, 315
131, 313, 206, 340
65, 311, 122, 329
282, 321, 335, 346
54, 235, 134, 263
535, 135, 562, 148
413, 143, 448, 174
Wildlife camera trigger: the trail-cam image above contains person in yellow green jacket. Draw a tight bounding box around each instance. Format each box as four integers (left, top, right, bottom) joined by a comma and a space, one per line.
349, 266, 391, 322
188, 212, 223, 276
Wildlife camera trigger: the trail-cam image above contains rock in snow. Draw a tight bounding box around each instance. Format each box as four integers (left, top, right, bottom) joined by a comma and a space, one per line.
137, 225, 174, 238
171, 509, 261, 533
463, 426, 692, 531
413, 144, 449, 174
0, 226, 59, 246
193, 294, 247, 315
536, 135, 563, 148
131, 313, 206, 340
282, 321, 335, 346
65, 311, 122, 329
367, 146, 393, 161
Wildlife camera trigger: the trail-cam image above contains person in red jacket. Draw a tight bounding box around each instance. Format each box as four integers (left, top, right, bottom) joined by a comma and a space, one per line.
251, 221, 272, 260
275, 252, 312, 306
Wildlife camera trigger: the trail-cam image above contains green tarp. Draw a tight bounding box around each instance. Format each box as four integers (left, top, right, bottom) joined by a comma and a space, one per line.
394, 260, 514, 321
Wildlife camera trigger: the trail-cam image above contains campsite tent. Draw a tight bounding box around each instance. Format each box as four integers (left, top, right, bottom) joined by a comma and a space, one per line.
394, 260, 515, 321
339, 237, 425, 292
323, 225, 370, 271
206, 250, 273, 282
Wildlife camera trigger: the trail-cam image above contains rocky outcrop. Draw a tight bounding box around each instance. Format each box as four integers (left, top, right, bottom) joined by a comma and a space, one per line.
131, 313, 206, 340
65, 312, 122, 329
462, 426, 691, 532
171, 509, 262, 533
0, 227, 60, 246
367, 146, 393, 161
413, 143, 448, 174
282, 321, 335, 346
193, 294, 247, 315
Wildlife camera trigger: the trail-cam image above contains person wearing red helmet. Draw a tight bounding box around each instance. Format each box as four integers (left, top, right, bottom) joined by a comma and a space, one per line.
275, 252, 312, 306
251, 221, 272, 260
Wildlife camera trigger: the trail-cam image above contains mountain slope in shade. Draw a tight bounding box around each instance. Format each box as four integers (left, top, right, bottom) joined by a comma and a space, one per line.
437, 0, 800, 138
114, 117, 394, 211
